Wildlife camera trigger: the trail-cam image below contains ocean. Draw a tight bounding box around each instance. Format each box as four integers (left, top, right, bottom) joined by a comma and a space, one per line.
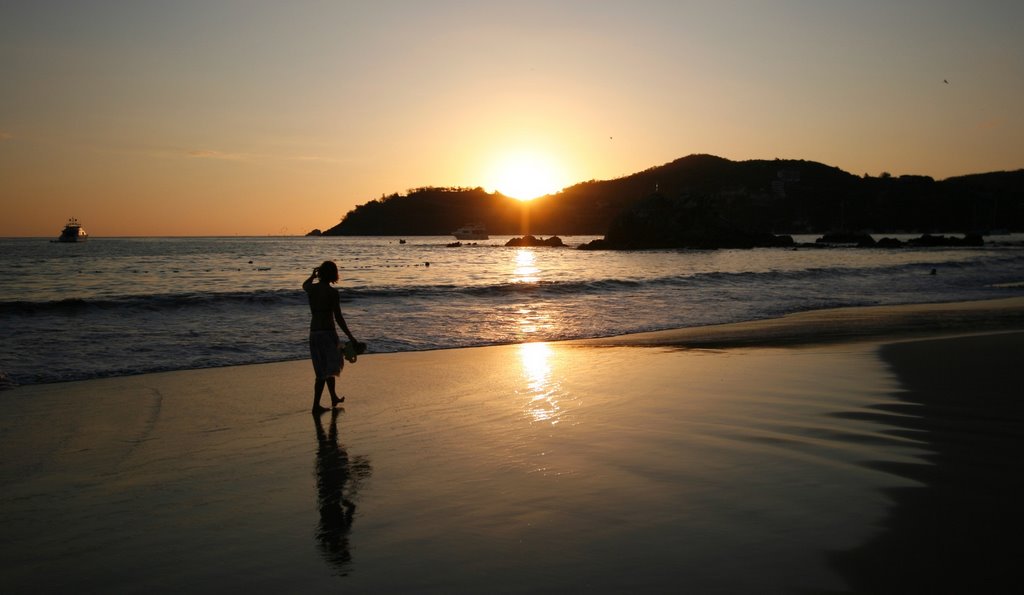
2, 234, 1022, 388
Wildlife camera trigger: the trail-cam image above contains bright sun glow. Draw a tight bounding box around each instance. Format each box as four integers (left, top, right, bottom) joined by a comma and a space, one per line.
487, 152, 564, 201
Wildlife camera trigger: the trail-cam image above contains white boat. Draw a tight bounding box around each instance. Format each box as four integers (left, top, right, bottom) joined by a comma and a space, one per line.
56, 217, 88, 242
451, 223, 488, 240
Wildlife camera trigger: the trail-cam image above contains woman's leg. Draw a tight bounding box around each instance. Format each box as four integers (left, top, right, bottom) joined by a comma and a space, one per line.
326, 377, 344, 405
313, 377, 328, 413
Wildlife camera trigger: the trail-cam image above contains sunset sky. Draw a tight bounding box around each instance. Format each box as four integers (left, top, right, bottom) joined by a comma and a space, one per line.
2, 1, 1022, 237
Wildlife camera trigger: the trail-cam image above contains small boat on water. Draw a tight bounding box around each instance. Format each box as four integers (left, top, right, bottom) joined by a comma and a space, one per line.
452, 223, 488, 240
56, 217, 88, 242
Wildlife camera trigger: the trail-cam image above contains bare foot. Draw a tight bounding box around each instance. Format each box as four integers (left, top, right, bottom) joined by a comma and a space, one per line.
331, 395, 345, 407
312, 404, 330, 415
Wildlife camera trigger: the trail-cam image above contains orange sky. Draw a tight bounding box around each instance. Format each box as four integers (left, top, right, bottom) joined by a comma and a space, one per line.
2, 1, 1023, 237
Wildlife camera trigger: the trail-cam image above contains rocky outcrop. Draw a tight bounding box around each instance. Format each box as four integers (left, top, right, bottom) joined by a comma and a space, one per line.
815, 232, 876, 247
819, 233, 985, 248
908, 233, 984, 247
505, 235, 565, 247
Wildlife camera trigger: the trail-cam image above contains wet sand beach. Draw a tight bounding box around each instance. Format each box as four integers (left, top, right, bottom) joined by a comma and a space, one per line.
1, 299, 1022, 593
830, 331, 1024, 594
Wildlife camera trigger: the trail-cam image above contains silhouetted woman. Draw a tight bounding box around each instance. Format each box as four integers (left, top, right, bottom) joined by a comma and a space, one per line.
303, 260, 359, 414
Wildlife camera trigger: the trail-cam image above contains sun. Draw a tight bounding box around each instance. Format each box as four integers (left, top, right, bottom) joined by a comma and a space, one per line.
487, 152, 564, 201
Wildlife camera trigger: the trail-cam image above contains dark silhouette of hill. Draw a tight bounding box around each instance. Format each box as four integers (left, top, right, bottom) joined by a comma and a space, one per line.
315, 155, 1024, 237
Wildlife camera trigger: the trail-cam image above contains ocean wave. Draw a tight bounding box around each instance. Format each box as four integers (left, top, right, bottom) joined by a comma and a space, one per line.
1, 258, 1003, 316
0, 289, 308, 315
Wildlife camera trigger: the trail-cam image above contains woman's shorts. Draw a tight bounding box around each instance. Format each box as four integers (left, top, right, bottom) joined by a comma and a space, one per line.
309, 330, 343, 379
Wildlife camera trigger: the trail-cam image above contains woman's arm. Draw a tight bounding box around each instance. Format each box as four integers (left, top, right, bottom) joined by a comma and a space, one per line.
333, 302, 356, 343
329, 285, 356, 341
302, 268, 318, 292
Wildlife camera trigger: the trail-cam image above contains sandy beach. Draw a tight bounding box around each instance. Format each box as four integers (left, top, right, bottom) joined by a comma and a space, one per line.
2, 298, 1022, 593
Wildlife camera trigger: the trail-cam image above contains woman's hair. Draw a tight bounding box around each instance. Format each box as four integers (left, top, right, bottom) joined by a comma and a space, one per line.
318, 260, 339, 283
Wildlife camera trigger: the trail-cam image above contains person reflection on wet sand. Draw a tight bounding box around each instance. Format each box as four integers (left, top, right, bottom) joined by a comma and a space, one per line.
314, 408, 372, 574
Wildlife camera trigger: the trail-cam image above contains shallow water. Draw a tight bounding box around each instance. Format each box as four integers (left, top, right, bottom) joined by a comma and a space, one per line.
1, 234, 1022, 386
341, 344, 922, 592
0, 342, 927, 592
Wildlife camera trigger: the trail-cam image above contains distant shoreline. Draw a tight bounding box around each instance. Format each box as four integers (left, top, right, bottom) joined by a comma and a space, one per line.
5, 231, 1023, 244
321, 156, 1024, 238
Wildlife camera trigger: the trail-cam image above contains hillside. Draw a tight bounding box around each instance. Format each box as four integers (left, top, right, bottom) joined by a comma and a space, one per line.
315, 155, 1024, 236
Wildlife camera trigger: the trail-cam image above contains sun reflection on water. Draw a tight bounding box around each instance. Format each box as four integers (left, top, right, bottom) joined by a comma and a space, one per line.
518, 342, 566, 425
512, 248, 539, 284
515, 305, 556, 338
